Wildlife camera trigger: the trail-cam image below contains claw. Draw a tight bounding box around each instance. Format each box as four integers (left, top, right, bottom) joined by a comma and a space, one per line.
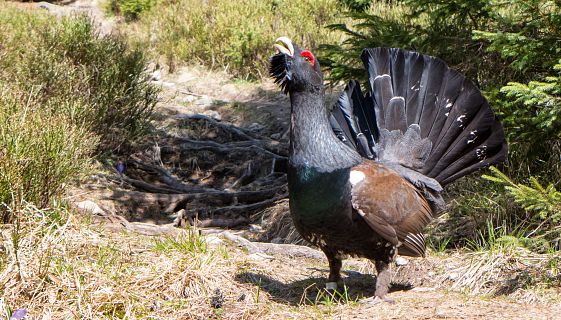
274, 36, 294, 57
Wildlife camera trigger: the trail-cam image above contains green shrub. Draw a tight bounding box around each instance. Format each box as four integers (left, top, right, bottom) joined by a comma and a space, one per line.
0, 88, 97, 221
109, 0, 158, 21
483, 167, 561, 251
0, 10, 158, 151
131, 0, 344, 78
0, 8, 158, 220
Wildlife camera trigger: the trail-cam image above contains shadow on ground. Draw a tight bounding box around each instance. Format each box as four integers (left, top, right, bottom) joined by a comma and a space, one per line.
235, 270, 412, 306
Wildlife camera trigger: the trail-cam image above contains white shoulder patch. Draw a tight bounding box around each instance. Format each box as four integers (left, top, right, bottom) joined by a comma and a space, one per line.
349, 170, 365, 186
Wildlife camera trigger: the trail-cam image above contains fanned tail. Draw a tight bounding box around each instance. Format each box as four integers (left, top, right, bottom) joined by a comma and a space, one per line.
331, 48, 507, 186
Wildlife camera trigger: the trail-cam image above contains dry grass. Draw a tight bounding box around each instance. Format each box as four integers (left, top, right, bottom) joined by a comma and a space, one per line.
1, 205, 246, 319
257, 200, 304, 245
1, 204, 560, 319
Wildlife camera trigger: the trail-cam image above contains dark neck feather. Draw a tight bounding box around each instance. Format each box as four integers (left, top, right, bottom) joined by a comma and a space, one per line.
289, 88, 361, 172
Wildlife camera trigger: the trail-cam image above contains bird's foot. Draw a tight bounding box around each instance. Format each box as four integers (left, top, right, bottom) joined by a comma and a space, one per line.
359, 296, 395, 305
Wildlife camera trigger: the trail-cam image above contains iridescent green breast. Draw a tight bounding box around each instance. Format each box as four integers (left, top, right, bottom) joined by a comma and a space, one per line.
288, 165, 352, 227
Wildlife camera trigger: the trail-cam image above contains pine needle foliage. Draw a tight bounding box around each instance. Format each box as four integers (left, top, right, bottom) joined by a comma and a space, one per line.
499, 60, 561, 142
484, 167, 561, 250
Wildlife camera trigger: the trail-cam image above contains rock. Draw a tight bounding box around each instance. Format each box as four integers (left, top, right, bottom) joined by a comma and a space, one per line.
206, 235, 223, 246
270, 133, 282, 140
447, 272, 459, 281
271, 237, 284, 244
195, 95, 213, 107
75, 200, 105, 215
395, 256, 408, 266
182, 95, 197, 103
247, 122, 265, 132
248, 224, 263, 232
150, 69, 162, 81
247, 252, 274, 262
203, 110, 221, 121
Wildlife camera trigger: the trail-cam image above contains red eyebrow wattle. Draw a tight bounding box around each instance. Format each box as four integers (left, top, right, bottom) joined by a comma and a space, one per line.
301, 50, 315, 65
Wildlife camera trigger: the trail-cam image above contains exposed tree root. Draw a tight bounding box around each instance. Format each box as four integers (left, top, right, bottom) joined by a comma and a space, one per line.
105, 115, 289, 229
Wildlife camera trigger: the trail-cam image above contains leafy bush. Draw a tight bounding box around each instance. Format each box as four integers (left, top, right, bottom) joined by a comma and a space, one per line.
0, 89, 96, 221
108, 0, 158, 21
131, 0, 344, 78
336, 0, 371, 12
0, 10, 158, 151
0, 8, 157, 220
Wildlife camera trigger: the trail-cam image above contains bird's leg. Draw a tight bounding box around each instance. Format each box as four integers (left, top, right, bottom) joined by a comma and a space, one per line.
360, 259, 396, 305
374, 260, 391, 298
321, 248, 342, 291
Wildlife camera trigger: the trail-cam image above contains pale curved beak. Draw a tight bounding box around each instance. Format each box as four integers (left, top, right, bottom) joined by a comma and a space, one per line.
274, 36, 294, 57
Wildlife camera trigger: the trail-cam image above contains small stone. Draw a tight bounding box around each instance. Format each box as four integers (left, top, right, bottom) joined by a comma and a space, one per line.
206, 235, 223, 246
75, 200, 105, 215
248, 224, 263, 232
182, 95, 196, 103
203, 110, 221, 121
10, 309, 27, 320
151, 69, 162, 81
395, 257, 408, 266
151, 80, 176, 88
247, 122, 265, 132
270, 133, 282, 140
195, 95, 213, 107
447, 272, 458, 281
248, 252, 274, 261
150, 301, 161, 311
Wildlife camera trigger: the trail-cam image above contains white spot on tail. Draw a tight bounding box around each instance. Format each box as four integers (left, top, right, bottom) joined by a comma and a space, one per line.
456, 114, 466, 123
374, 74, 390, 80
350, 170, 365, 186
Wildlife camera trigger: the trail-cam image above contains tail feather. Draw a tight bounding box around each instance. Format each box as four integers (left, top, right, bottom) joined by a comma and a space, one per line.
331, 47, 507, 186
385, 97, 407, 132
424, 87, 487, 175
425, 70, 465, 142
329, 113, 355, 150
334, 80, 376, 159
417, 59, 448, 137
372, 75, 393, 128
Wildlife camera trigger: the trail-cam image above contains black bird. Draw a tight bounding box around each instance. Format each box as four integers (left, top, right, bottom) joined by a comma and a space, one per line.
270, 37, 507, 302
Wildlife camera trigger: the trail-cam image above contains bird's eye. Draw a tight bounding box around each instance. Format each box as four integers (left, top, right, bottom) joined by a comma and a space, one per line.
301, 50, 315, 66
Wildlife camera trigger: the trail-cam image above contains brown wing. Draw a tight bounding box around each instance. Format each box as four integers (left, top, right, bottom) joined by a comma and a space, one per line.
350, 161, 434, 257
